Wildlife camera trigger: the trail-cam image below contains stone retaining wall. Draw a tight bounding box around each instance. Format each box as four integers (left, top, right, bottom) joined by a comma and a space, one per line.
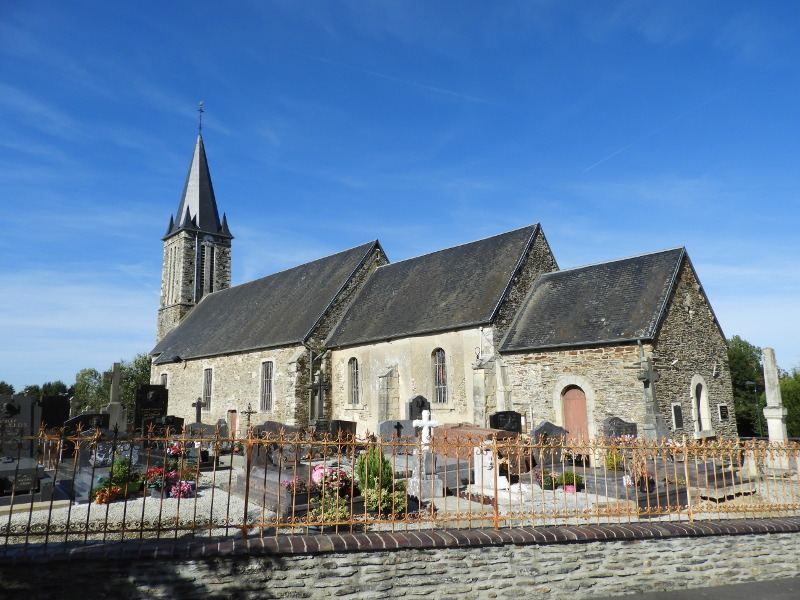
2, 520, 800, 599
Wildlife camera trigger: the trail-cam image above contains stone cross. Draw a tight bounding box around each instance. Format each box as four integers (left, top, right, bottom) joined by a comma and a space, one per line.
412, 410, 439, 446
192, 398, 206, 423
242, 402, 257, 431
307, 370, 331, 421
103, 362, 127, 404
636, 355, 668, 441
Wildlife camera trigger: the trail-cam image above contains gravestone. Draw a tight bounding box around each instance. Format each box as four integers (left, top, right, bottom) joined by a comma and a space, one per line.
407, 410, 444, 500
532, 421, 568, 467
187, 420, 228, 466
0, 395, 40, 459
313, 419, 356, 440
40, 396, 70, 429
378, 419, 417, 443
473, 441, 510, 493
406, 395, 430, 421
63, 413, 109, 434
0, 456, 53, 506
142, 415, 184, 437
489, 411, 523, 433
252, 420, 305, 468
134, 385, 168, 431
604, 417, 638, 440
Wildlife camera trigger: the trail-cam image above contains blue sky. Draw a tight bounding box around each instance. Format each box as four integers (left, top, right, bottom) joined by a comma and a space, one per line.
1, 1, 798, 392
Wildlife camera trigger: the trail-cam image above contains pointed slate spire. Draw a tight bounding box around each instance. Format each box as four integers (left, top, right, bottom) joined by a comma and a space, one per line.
164, 134, 233, 240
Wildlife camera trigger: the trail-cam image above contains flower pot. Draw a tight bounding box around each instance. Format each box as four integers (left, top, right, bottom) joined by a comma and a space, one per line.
149, 487, 164, 499
564, 484, 576, 493
541, 481, 556, 490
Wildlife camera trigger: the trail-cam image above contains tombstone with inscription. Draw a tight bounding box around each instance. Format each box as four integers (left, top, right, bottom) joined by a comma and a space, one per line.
406, 395, 430, 422
0, 395, 40, 459
134, 385, 168, 431
604, 417, 638, 440
489, 411, 523, 433
142, 415, 184, 437
532, 421, 568, 467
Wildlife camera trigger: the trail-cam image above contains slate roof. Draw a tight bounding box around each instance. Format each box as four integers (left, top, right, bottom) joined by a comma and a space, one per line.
151, 241, 380, 364
325, 225, 541, 348
500, 247, 685, 352
164, 134, 232, 240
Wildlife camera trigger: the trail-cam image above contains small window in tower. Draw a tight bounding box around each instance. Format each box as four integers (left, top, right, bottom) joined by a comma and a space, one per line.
671, 403, 684, 429
349, 358, 360, 405
718, 404, 730, 422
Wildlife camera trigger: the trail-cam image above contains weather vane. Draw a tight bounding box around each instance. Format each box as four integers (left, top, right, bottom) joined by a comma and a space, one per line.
197, 100, 204, 132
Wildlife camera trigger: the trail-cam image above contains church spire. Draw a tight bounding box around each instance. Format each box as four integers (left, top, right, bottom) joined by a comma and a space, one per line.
157, 128, 233, 343
164, 133, 233, 240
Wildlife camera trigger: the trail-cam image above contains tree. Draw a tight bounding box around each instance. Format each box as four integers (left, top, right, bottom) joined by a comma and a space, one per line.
0, 381, 14, 395
780, 370, 800, 438
71, 353, 152, 417
118, 353, 152, 414
73, 368, 107, 414
727, 335, 763, 437
41, 381, 71, 397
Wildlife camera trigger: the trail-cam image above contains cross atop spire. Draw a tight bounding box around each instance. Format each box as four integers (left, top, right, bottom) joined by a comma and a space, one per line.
197, 101, 204, 133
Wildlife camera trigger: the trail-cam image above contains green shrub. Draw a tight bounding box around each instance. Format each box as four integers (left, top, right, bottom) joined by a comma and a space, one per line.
355, 446, 394, 494
605, 450, 623, 471
556, 471, 583, 486
364, 482, 407, 515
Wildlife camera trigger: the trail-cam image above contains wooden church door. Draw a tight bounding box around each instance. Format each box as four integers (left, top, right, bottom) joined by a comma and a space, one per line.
562, 386, 588, 443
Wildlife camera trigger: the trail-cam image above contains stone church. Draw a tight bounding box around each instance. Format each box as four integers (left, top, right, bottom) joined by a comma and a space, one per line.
150, 135, 736, 441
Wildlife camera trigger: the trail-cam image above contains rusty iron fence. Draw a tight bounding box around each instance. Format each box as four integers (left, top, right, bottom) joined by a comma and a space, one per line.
2, 428, 799, 550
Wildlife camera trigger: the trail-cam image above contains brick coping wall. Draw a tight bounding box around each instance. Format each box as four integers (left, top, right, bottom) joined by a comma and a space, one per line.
4, 517, 800, 565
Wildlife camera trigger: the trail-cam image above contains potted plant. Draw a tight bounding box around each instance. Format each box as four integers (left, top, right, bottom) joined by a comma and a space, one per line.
556, 471, 584, 492
280, 476, 318, 508
533, 467, 558, 490
233, 441, 245, 455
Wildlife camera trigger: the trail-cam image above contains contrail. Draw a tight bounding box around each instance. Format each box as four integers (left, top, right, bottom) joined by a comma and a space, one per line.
296, 51, 496, 106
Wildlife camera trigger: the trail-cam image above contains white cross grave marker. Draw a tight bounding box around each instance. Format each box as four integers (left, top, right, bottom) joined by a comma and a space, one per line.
412, 410, 439, 446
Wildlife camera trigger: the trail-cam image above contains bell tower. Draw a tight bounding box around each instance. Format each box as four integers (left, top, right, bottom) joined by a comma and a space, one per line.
156, 130, 233, 342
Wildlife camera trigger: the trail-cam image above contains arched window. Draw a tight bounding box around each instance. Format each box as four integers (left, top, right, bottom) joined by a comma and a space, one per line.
432, 348, 447, 404
349, 358, 360, 405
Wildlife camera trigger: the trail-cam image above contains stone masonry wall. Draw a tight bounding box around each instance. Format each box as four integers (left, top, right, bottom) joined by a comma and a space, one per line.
503, 345, 645, 439
152, 345, 306, 431
3, 520, 800, 600
652, 257, 736, 439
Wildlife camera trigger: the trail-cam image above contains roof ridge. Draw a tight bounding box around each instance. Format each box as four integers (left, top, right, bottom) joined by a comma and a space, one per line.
550, 246, 685, 275
373, 224, 539, 269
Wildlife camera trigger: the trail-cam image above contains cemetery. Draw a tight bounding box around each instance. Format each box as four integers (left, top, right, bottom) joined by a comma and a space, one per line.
0, 386, 797, 549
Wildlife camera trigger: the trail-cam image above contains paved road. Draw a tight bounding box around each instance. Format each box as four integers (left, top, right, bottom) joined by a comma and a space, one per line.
590, 577, 800, 600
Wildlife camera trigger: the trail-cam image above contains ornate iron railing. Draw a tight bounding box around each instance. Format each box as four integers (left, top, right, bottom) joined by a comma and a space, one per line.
1, 427, 799, 550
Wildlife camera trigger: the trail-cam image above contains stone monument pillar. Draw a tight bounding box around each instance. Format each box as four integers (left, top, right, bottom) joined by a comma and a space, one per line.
762, 348, 788, 442
101, 362, 128, 431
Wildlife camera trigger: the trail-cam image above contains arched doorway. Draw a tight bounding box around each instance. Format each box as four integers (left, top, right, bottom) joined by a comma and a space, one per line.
562, 386, 588, 443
